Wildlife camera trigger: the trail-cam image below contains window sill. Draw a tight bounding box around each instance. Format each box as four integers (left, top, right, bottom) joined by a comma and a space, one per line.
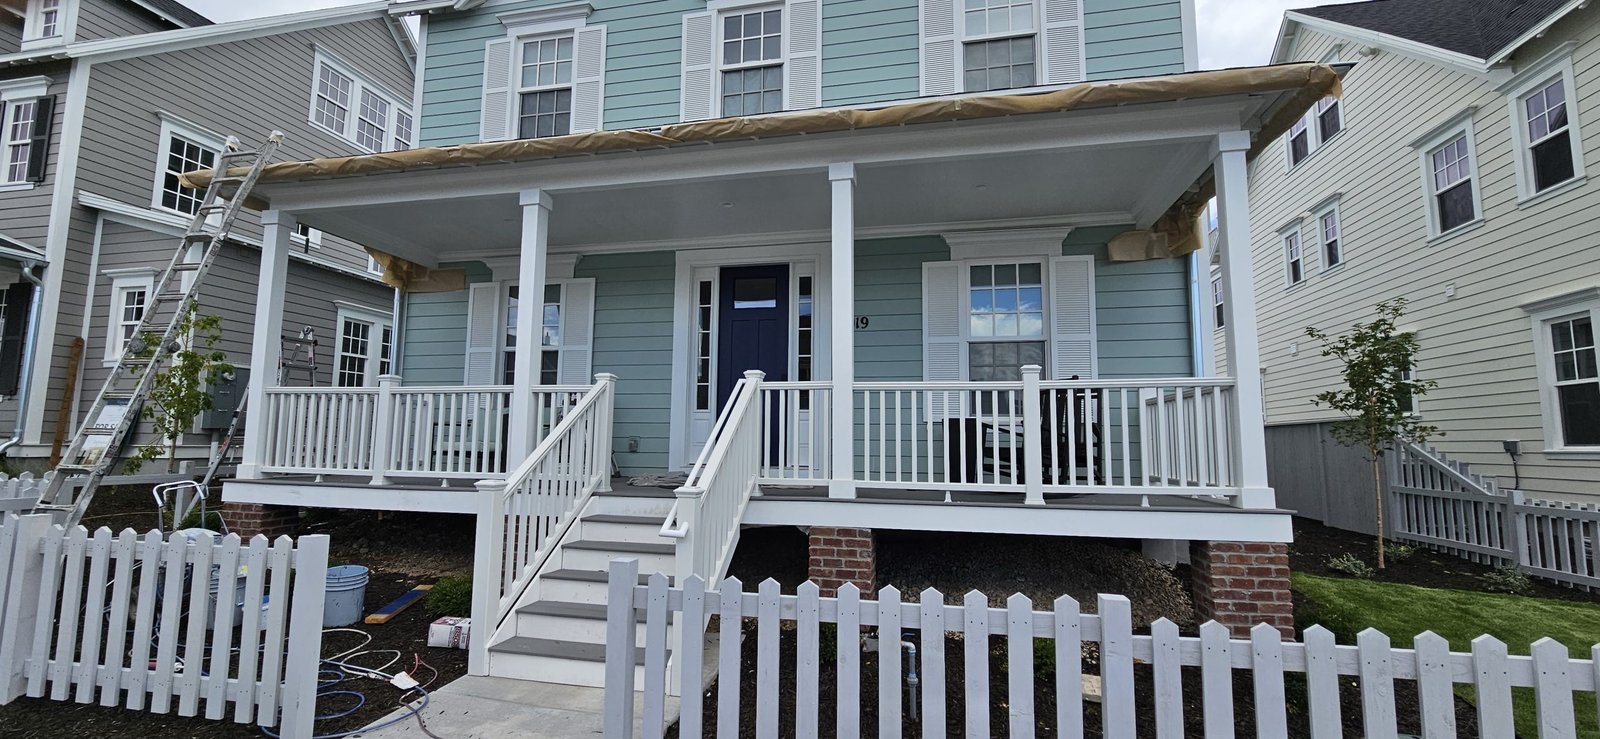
0, 182, 36, 193
1516, 175, 1586, 209
1427, 219, 1485, 245
1284, 129, 1345, 174
1284, 279, 1308, 292
1320, 262, 1346, 276
1542, 448, 1600, 461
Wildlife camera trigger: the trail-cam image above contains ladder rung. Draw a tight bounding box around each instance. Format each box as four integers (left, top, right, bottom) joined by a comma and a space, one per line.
217, 151, 260, 163
211, 176, 247, 185
80, 427, 117, 436
53, 465, 93, 474
170, 262, 203, 271
185, 233, 217, 242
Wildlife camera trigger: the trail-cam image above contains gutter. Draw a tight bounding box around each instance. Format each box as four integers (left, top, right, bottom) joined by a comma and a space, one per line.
0, 260, 45, 458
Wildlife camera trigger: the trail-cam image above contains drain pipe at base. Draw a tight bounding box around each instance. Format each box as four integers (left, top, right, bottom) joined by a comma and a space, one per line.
0, 262, 46, 458
902, 637, 919, 723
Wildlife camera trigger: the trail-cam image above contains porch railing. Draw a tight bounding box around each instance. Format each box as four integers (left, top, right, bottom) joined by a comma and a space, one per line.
757, 381, 833, 484
257, 379, 587, 483
848, 368, 1239, 501
470, 374, 616, 672
661, 370, 764, 586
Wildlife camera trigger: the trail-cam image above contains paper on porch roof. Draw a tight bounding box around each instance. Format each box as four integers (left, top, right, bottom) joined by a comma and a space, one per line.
186, 62, 1341, 273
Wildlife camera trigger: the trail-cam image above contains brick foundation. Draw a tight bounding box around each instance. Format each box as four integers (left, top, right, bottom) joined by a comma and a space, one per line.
807, 527, 874, 596
1190, 540, 1294, 638
220, 502, 300, 539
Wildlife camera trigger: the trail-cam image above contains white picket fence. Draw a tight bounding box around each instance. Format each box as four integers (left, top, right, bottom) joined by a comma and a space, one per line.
1389, 440, 1600, 588
0, 513, 329, 737
0, 472, 47, 513
601, 559, 1600, 739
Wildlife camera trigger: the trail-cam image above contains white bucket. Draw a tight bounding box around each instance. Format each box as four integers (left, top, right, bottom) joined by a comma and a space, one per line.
323, 565, 371, 627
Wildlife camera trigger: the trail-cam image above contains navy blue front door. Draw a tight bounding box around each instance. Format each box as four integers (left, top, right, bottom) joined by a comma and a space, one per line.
717, 264, 789, 410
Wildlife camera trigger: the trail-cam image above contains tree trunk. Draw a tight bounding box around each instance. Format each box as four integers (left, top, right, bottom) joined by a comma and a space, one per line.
1372, 455, 1386, 569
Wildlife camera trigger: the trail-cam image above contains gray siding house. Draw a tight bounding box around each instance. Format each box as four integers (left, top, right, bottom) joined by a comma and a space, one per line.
0, 0, 414, 468
1238, 0, 1600, 510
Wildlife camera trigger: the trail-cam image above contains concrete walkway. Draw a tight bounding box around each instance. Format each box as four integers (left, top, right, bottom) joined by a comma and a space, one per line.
355, 675, 678, 738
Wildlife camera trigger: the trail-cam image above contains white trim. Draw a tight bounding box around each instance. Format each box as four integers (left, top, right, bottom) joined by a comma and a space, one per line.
667, 241, 830, 470
498, 2, 591, 35
940, 226, 1072, 260
1279, 222, 1304, 287
955, 0, 1044, 93
310, 49, 413, 153
1502, 47, 1585, 203
1178, 0, 1197, 72
102, 268, 156, 366
151, 113, 223, 216
1413, 110, 1483, 241
1485, 0, 1589, 67
1519, 285, 1600, 315
334, 305, 394, 386
1276, 12, 1495, 75
713, 2, 787, 117
1524, 293, 1600, 453
0, 97, 39, 186
21, 0, 65, 48
0, 76, 49, 101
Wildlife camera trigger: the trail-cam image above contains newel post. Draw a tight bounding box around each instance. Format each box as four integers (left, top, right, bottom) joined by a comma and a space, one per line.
369, 375, 401, 485
470, 479, 507, 676
1021, 365, 1045, 505
594, 373, 618, 493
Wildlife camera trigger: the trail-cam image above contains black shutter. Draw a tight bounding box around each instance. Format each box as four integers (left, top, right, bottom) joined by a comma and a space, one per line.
0, 281, 34, 396
24, 95, 53, 184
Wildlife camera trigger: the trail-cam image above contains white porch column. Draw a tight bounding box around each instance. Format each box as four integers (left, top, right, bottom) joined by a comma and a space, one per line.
828, 163, 856, 498
1212, 131, 1274, 508
507, 189, 551, 463
237, 210, 294, 480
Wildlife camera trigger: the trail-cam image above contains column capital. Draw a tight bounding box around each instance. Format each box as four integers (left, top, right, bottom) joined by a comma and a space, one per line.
828, 162, 856, 182
260, 209, 297, 228
1210, 130, 1252, 159
520, 188, 553, 209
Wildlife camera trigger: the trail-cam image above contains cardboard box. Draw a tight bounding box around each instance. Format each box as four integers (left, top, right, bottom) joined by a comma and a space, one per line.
428, 617, 471, 649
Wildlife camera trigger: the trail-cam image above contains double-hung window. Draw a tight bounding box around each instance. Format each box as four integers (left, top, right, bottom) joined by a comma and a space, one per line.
1286, 94, 1343, 169
2, 99, 35, 184
517, 35, 575, 139
719, 7, 783, 116
103, 270, 155, 363
502, 284, 563, 386
962, 0, 1036, 93
1526, 292, 1600, 451
1316, 95, 1342, 141
967, 262, 1046, 382
154, 117, 220, 216
335, 306, 395, 387
1317, 205, 1343, 269
0, 77, 51, 187
1283, 229, 1304, 286
1211, 276, 1225, 330
1511, 66, 1586, 199
1287, 117, 1311, 167
1428, 131, 1478, 235
310, 53, 413, 152
27, 0, 60, 40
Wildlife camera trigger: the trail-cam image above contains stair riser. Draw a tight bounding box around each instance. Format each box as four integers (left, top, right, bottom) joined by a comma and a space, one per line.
515, 613, 649, 645
580, 520, 672, 545
533, 577, 610, 603
560, 547, 675, 573
486, 651, 654, 688
586, 496, 676, 518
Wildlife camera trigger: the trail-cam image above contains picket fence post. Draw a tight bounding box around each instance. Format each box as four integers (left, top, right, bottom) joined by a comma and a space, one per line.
1507, 489, 1529, 568
0, 514, 49, 704
281, 534, 330, 739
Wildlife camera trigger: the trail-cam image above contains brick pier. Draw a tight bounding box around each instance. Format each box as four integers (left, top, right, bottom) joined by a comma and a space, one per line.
1189, 540, 1294, 638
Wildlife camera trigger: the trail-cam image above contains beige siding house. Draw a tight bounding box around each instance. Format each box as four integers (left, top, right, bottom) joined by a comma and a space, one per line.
1238, 0, 1600, 507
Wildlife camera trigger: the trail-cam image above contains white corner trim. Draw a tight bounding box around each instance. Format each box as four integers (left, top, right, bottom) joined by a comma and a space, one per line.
939, 227, 1074, 260
0, 76, 50, 101
499, 2, 591, 35
1518, 285, 1600, 314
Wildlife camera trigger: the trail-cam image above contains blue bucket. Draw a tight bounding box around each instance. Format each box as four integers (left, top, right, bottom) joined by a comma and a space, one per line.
323, 565, 371, 627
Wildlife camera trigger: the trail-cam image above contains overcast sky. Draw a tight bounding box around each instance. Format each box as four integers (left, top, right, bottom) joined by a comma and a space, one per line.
185, 0, 1366, 70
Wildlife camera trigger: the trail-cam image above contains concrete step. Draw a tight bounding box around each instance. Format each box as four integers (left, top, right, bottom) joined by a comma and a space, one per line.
536, 568, 670, 602
515, 600, 644, 644
560, 539, 676, 573
487, 636, 665, 688
579, 513, 670, 544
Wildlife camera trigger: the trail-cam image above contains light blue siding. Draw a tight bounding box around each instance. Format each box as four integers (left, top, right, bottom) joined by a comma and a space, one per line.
419, 0, 1186, 146
854, 237, 949, 381
1065, 226, 1193, 378
578, 251, 677, 473
400, 261, 492, 385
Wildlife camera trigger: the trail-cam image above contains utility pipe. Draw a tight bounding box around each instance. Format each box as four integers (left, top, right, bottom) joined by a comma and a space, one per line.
0, 261, 45, 458
902, 638, 919, 723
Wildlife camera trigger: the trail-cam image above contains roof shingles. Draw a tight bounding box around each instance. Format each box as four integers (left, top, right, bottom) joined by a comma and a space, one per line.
1297, 0, 1567, 59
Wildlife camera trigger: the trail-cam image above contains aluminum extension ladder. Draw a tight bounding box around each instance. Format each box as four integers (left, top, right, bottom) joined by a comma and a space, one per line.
33, 131, 285, 527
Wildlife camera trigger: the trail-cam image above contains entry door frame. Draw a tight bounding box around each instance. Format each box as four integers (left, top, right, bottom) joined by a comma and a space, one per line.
669, 242, 830, 471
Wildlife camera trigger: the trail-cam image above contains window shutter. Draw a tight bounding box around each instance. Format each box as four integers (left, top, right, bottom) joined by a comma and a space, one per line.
480, 38, 514, 142
784, 0, 822, 110
1048, 256, 1096, 379
923, 261, 964, 419
680, 11, 717, 122
571, 25, 608, 133
556, 278, 595, 384
0, 280, 33, 395
920, 0, 959, 95
24, 95, 51, 183
464, 282, 501, 385
1040, 0, 1086, 85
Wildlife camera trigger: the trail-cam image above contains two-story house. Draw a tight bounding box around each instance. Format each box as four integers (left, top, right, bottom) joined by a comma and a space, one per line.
206, 0, 1344, 687
1235, 0, 1600, 528
0, 0, 415, 481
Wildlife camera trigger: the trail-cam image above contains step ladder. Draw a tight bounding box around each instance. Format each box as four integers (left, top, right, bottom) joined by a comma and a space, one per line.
33, 131, 285, 527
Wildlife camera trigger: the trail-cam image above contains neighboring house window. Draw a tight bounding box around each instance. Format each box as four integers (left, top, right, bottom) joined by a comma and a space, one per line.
1211, 276, 1225, 330
1287, 116, 1310, 167
1318, 206, 1343, 269
1283, 229, 1303, 286
963, 0, 1036, 92
967, 261, 1045, 382
1548, 315, 1598, 447
1316, 95, 1342, 142
3, 99, 35, 184
335, 307, 394, 387
310, 53, 413, 153
157, 128, 217, 216
292, 222, 322, 248
1398, 365, 1419, 417
1522, 77, 1576, 193
104, 272, 155, 363
517, 35, 574, 139
1428, 132, 1478, 234
1204, 198, 1219, 250
719, 7, 783, 116
1286, 95, 1343, 168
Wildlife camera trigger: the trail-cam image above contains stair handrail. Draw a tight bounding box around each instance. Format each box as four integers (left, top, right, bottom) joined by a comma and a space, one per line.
1392, 437, 1498, 497
469, 373, 616, 672
660, 370, 763, 584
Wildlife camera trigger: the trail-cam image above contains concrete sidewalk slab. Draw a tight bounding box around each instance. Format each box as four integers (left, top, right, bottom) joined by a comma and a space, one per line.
355, 675, 678, 738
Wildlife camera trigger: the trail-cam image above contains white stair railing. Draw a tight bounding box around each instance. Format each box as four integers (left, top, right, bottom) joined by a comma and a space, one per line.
469, 373, 616, 674
661, 370, 764, 586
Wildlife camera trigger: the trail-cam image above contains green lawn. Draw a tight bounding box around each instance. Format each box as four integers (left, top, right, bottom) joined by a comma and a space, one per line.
1294, 573, 1600, 738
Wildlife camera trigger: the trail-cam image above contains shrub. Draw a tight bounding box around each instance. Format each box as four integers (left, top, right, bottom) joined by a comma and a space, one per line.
1383, 542, 1416, 564
1483, 565, 1534, 596
1325, 553, 1376, 579
427, 576, 473, 617
1033, 638, 1056, 675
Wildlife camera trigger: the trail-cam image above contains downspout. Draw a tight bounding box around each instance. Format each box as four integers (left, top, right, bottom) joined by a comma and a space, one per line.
0, 261, 47, 457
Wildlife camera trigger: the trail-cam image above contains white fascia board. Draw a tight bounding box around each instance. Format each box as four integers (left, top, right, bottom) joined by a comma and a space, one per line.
1485, 0, 1588, 67
1281, 11, 1492, 75
1268, 17, 1299, 65
0, 1, 392, 66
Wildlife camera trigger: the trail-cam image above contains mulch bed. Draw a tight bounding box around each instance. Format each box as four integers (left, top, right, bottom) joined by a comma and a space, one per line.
0, 504, 474, 739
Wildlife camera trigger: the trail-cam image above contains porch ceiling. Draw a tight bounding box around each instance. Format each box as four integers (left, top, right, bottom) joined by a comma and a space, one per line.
300, 140, 1205, 263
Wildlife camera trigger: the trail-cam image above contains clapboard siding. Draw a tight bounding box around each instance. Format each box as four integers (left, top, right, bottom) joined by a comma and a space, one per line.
74, 0, 172, 43
76, 18, 413, 275
0, 63, 70, 250
1068, 225, 1194, 378
418, 0, 1187, 146
854, 236, 947, 381
399, 260, 490, 386
580, 251, 675, 473
1246, 17, 1600, 501
0, 16, 24, 55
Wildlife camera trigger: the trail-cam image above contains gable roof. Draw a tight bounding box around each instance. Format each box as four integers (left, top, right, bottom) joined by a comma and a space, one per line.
130, 0, 213, 28
1294, 0, 1567, 59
